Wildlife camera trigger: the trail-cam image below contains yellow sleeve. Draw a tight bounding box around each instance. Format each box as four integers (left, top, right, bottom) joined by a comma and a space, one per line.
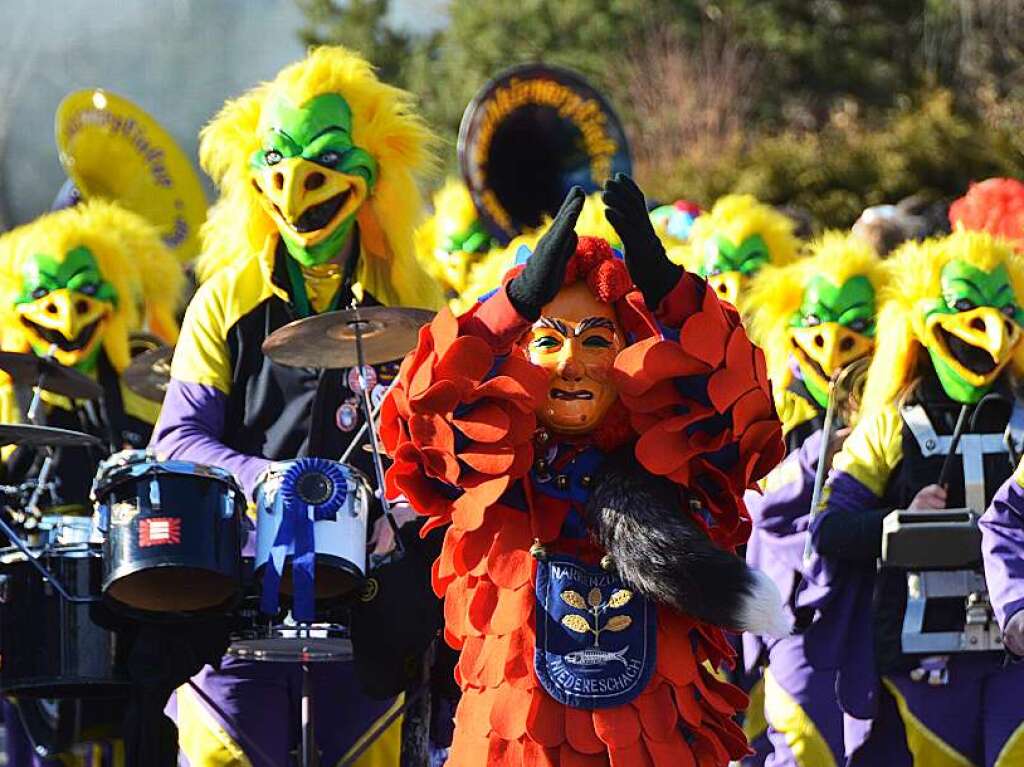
170, 255, 268, 394
777, 388, 820, 439
0, 381, 19, 461
832, 405, 904, 498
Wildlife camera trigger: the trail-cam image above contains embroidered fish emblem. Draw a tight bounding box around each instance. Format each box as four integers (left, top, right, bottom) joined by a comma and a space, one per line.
564, 645, 631, 669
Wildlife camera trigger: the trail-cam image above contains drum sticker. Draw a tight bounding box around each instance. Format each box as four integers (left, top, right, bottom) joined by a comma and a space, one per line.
110, 501, 140, 526
347, 365, 377, 395
139, 517, 182, 547
534, 555, 656, 709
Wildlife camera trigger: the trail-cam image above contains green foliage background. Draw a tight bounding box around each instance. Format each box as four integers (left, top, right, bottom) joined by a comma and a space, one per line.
297, 0, 1024, 228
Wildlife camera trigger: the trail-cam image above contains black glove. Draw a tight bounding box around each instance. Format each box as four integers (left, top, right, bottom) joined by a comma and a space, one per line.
506, 186, 585, 320
602, 173, 683, 309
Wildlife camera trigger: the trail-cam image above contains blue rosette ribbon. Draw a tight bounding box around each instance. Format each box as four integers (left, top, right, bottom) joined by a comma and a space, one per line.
261, 457, 348, 621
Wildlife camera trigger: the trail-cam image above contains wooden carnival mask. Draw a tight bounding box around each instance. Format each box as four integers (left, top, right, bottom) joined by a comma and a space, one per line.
525, 281, 624, 435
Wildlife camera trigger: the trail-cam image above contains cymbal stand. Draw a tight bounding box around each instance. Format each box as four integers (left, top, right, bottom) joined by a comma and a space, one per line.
338, 377, 398, 465
348, 306, 404, 553
25, 345, 58, 519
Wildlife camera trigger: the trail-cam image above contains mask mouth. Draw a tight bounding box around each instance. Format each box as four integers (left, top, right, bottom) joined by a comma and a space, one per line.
292, 189, 352, 233
936, 325, 998, 375
791, 339, 828, 382
551, 388, 594, 401
21, 317, 101, 353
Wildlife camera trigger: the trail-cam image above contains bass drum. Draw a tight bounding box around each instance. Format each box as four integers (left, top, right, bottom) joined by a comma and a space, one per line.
0, 544, 128, 697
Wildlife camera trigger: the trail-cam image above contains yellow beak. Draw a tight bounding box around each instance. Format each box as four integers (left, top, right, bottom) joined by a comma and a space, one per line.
708, 271, 743, 306
790, 322, 875, 390
927, 306, 1022, 386
252, 157, 367, 247
15, 289, 109, 366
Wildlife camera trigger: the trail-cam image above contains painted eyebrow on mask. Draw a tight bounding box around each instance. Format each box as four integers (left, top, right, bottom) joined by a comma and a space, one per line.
537, 316, 616, 336
538, 317, 571, 336
577, 317, 617, 334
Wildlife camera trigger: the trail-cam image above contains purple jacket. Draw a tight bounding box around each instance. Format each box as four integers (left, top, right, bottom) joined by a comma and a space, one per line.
980, 473, 1024, 630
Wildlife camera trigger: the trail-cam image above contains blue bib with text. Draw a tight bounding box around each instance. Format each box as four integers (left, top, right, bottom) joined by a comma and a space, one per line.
534, 555, 656, 709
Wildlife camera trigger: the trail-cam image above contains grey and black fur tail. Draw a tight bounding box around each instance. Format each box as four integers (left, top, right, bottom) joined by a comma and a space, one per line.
585, 448, 791, 637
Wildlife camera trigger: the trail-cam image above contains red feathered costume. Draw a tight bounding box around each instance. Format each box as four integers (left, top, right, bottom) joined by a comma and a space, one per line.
381, 237, 784, 766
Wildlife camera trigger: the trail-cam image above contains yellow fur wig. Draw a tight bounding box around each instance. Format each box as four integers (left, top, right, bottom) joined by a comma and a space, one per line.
196, 46, 442, 309
685, 194, 801, 272
0, 200, 182, 373
861, 230, 1024, 415
748, 231, 886, 399
414, 178, 484, 296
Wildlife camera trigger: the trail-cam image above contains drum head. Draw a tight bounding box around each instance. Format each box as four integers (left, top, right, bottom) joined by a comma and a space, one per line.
259, 556, 364, 600
105, 567, 237, 613
228, 625, 352, 663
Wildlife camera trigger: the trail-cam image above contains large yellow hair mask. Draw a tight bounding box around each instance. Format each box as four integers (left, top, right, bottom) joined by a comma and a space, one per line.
862, 230, 1024, 413
0, 200, 182, 373
196, 46, 441, 309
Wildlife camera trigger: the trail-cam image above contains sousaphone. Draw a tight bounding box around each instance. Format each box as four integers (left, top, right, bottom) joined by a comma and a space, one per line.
54, 89, 208, 264
458, 64, 631, 244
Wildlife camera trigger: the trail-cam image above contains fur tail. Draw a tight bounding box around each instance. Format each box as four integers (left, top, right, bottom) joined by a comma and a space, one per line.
585, 448, 792, 637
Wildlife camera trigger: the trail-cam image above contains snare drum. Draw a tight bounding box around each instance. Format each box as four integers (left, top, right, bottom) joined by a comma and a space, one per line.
255, 459, 369, 601
0, 544, 128, 697
93, 451, 245, 615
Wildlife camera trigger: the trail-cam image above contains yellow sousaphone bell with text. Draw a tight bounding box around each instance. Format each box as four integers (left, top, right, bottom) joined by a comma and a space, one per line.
54, 89, 208, 265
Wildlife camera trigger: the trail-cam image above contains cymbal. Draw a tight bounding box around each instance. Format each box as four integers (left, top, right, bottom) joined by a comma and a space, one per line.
0, 352, 103, 400
0, 424, 103, 449
262, 307, 435, 369
123, 346, 173, 403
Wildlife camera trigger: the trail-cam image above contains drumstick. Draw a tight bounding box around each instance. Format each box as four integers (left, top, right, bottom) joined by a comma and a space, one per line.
937, 404, 971, 490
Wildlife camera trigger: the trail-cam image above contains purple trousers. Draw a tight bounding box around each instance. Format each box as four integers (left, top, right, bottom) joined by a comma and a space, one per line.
170, 655, 398, 767
848, 654, 1024, 767
763, 635, 846, 767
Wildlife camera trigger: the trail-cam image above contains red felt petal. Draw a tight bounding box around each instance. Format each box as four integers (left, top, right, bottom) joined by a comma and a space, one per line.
467, 578, 499, 634
490, 583, 534, 635
593, 705, 642, 748
443, 577, 470, 640
560, 744, 608, 766
461, 443, 517, 475
505, 627, 536, 689
435, 335, 494, 384
525, 688, 565, 747
455, 686, 497, 738
454, 402, 512, 443
643, 731, 697, 767
635, 683, 679, 741
487, 520, 535, 589
522, 739, 560, 767
609, 741, 654, 767
486, 733, 525, 767
454, 524, 496, 576
565, 706, 605, 754
476, 632, 513, 688
656, 623, 697, 688
489, 685, 532, 740
672, 685, 703, 728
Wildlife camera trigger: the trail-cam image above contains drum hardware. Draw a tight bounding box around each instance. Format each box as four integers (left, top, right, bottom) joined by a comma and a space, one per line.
122, 345, 173, 403
261, 306, 435, 370
350, 306, 405, 554
0, 506, 97, 604
338, 376, 397, 465
0, 350, 104, 404
881, 509, 982, 570
901, 570, 1002, 654
936, 403, 972, 489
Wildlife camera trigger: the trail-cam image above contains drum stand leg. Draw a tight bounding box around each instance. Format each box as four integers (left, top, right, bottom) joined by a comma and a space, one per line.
301, 662, 318, 767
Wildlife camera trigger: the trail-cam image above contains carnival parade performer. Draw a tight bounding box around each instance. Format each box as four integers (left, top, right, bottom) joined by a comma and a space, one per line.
743, 233, 885, 766
801, 231, 1024, 765
981, 456, 1024, 660
0, 198, 184, 767
149, 46, 444, 766
680, 194, 801, 310
380, 174, 789, 766
415, 178, 498, 304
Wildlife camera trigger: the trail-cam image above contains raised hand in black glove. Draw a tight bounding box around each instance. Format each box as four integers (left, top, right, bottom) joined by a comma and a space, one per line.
506, 186, 585, 320
602, 173, 683, 309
